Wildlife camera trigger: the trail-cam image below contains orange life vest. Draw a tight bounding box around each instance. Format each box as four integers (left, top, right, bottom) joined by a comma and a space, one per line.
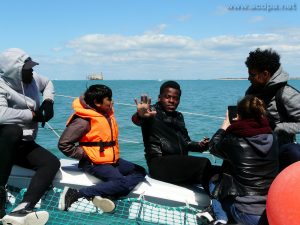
67, 98, 120, 164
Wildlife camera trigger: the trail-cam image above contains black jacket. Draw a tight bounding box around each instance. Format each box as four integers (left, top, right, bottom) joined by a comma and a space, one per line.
133, 102, 205, 161
209, 129, 278, 200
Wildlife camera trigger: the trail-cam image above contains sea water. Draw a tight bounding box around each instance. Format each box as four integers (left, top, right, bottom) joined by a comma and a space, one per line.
36, 79, 300, 169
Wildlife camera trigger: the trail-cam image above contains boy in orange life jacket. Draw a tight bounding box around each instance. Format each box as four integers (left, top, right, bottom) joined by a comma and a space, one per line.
58, 84, 146, 212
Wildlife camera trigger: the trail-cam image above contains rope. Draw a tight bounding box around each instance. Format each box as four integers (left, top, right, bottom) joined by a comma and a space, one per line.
45, 122, 61, 138
51, 94, 220, 163
44, 123, 216, 163
44, 122, 141, 144
119, 139, 140, 144
55, 94, 224, 120
44, 122, 217, 162
180, 111, 224, 120
55, 94, 76, 99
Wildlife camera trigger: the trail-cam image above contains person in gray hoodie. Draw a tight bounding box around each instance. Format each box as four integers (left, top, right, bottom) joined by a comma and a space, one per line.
209, 95, 278, 225
0, 48, 60, 225
245, 48, 300, 171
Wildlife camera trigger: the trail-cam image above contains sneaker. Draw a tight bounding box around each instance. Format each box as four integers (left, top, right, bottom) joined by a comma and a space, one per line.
92, 196, 115, 213
2, 209, 49, 225
58, 187, 79, 211
214, 222, 227, 225
196, 211, 214, 223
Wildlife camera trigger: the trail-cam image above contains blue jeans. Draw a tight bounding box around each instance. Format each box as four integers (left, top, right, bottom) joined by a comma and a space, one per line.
229, 203, 261, 225
222, 198, 261, 225
279, 143, 300, 171
209, 178, 228, 223
79, 158, 146, 198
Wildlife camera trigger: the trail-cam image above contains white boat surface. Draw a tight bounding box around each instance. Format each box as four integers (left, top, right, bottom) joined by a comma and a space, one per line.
8, 158, 210, 209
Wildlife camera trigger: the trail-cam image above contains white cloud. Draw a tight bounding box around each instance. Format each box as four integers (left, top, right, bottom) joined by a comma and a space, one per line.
145, 24, 168, 35
214, 6, 229, 16
177, 14, 192, 22
46, 27, 300, 79
66, 33, 196, 62
52, 47, 63, 52
249, 16, 265, 23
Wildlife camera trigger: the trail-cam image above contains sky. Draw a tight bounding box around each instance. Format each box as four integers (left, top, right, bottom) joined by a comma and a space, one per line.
1, 0, 299, 80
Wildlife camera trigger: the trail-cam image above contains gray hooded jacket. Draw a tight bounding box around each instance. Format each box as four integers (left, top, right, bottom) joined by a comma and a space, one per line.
0, 48, 54, 141
246, 66, 300, 145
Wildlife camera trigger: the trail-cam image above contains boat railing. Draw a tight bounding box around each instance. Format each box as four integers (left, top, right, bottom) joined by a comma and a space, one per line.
46, 94, 224, 164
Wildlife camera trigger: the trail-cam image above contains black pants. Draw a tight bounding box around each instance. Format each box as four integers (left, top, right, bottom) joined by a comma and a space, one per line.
0, 124, 60, 208
279, 143, 300, 171
147, 155, 212, 186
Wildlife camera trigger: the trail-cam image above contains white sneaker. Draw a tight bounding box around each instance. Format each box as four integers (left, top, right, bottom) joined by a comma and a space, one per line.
2, 210, 49, 225
196, 211, 214, 223
92, 196, 115, 213
214, 220, 227, 225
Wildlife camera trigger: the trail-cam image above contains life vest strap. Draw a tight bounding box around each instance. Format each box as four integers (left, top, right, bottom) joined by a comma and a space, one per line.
79, 141, 116, 152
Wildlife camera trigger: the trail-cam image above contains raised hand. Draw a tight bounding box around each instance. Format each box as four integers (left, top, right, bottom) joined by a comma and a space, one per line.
134, 95, 156, 118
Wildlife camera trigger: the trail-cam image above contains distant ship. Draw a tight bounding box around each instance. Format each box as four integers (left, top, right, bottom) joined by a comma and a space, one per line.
87, 73, 104, 80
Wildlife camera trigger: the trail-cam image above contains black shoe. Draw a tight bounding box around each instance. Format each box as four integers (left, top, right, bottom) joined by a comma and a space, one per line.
0, 186, 6, 219
58, 187, 79, 211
